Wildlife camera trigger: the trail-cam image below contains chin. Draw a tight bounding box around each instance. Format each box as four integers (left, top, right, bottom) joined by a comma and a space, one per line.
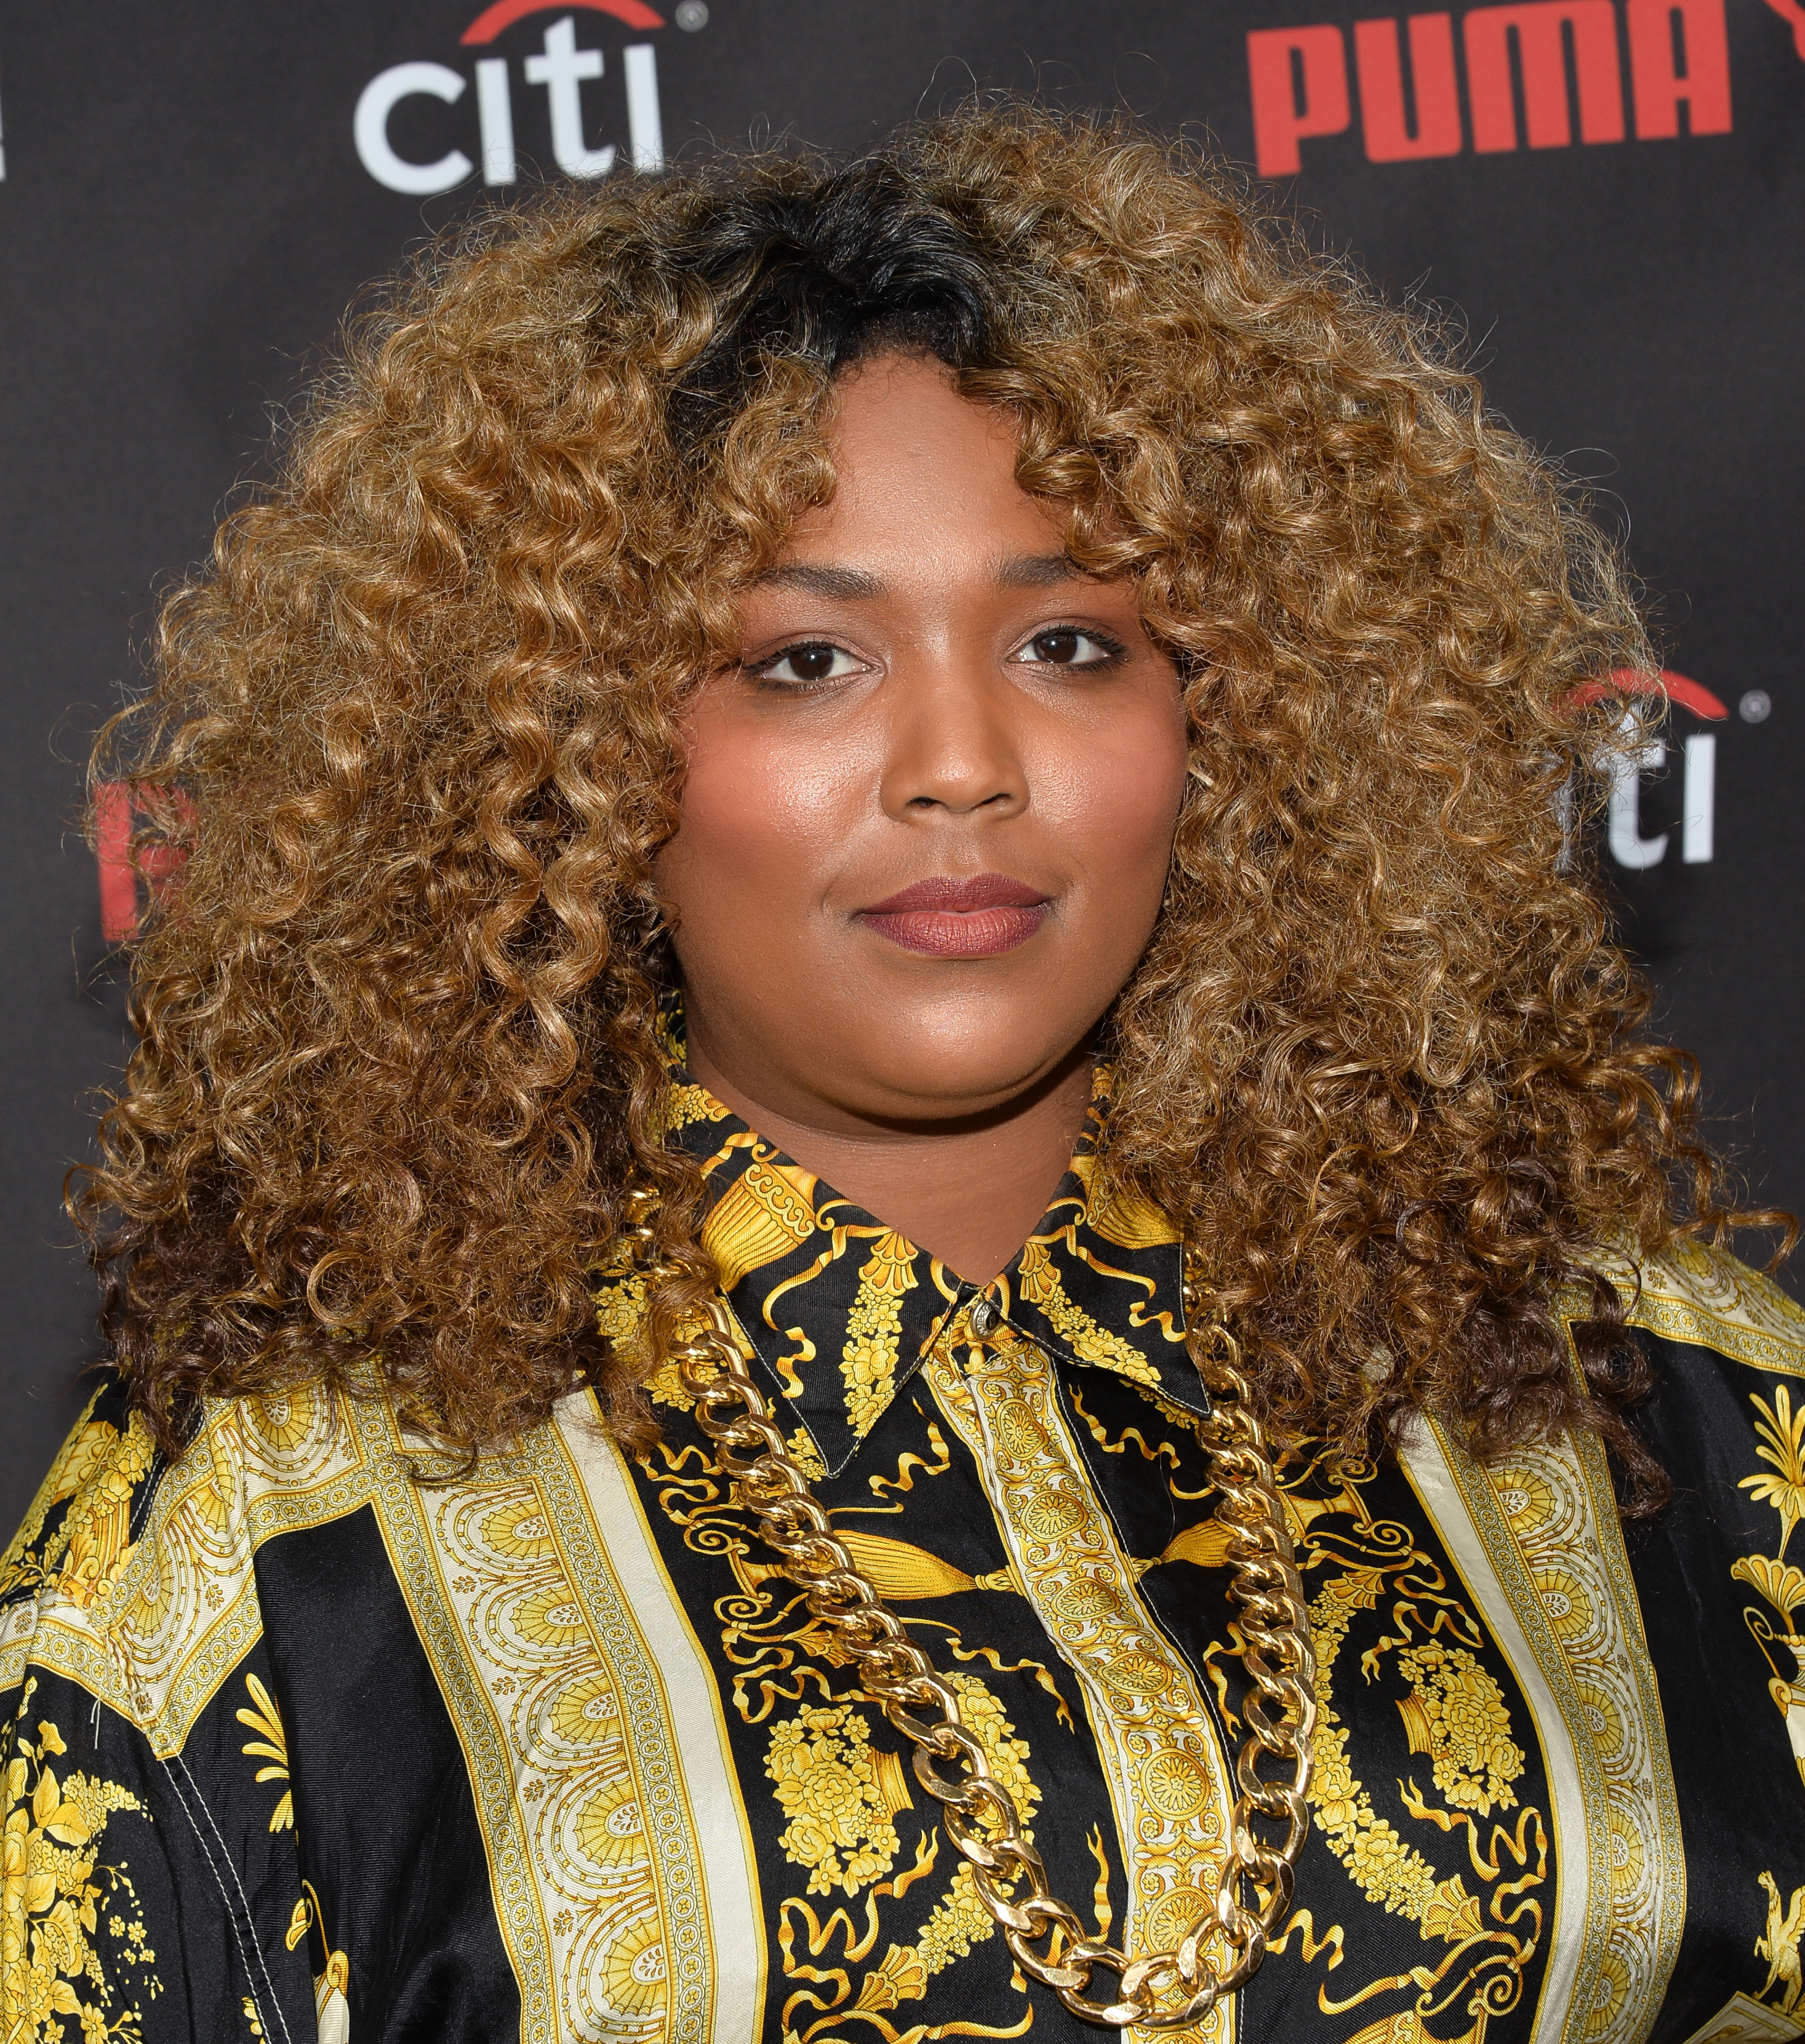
851, 1028, 1082, 1117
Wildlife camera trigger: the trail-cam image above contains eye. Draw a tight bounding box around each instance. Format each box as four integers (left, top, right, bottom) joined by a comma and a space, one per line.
1014, 627, 1126, 669
747, 641, 865, 688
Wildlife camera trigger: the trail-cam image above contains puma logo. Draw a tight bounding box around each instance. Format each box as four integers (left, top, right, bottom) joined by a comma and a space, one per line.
1763, 0, 1805, 60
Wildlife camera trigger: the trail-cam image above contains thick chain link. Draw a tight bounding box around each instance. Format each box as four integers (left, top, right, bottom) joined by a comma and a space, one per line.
622, 1198, 1316, 2028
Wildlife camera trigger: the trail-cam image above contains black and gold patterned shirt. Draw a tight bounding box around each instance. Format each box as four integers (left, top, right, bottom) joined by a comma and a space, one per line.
3, 1036, 1804, 2044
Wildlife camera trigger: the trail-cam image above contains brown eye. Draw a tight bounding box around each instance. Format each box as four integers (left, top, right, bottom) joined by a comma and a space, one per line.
786, 645, 841, 682
1017, 628, 1122, 669
754, 642, 862, 687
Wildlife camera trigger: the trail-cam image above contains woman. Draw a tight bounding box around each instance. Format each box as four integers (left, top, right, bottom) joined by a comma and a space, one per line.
2, 110, 1801, 2044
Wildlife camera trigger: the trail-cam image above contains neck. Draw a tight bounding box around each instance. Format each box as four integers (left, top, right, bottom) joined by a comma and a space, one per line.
679, 1039, 1096, 1288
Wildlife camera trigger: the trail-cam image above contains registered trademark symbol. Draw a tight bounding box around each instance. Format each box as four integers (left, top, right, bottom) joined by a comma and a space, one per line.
1740, 689, 1773, 723
676, 1, 709, 27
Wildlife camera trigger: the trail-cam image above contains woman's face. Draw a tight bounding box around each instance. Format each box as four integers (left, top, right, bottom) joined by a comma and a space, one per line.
657, 352, 1189, 1134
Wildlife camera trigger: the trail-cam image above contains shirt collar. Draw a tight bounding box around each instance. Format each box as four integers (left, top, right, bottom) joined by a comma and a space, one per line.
620, 1000, 1209, 1478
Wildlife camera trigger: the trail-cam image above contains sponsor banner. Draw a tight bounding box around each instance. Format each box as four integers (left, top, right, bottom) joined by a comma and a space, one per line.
0, 2, 1798, 1525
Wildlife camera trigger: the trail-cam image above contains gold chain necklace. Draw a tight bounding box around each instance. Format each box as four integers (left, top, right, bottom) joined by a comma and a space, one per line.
622, 1197, 1318, 2028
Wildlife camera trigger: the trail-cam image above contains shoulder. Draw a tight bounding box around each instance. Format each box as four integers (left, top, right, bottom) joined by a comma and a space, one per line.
2, 1371, 367, 1617
1586, 1242, 1803, 1525
0, 1371, 160, 1620
1604, 1238, 1805, 1381
1, 1370, 376, 1742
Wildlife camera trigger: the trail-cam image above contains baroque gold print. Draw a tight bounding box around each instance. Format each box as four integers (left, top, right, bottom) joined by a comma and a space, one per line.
1620, 1232, 1805, 2028
1269, 1469, 1549, 2033
236, 1674, 294, 1832
841, 1234, 916, 1442
331, 1384, 721, 2044
1410, 1394, 1685, 2044
635, 1040, 1211, 1468
1729, 1366, 1805, 2025
424, 1472, 669, 2043
1484, 1435, 1681, 2038
698, 1145, 820, 1294
640, 1398, 1054, 1727
922, 1322, 1237, 2044
639, 1436, 847, 1727
1752, 1869, 1805, 2018
1733, 1385, 1805, 1792
1618, 1243, 1805, 1383
285, 1879, 351, 2044
0, 1390, 105, 1603
763, 1667, 1042, 2040
0, 1402, 153, 1613
765, 1703, 912, 1896
1011, 1241, 1162, 1391
683, 1121, 966, 1456
2, 1680, 160, 2041
1065, 1151, 1179, 1256
638, 1392, 1054, 2037
1394, 1642, 1525, 1817
0, 1382, 363, 1759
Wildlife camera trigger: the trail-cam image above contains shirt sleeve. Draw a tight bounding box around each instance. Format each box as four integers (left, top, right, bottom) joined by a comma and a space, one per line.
1, 1378, 320, 2043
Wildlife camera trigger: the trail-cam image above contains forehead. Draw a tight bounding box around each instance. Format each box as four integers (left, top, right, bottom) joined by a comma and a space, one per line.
772, 353, 1065, 566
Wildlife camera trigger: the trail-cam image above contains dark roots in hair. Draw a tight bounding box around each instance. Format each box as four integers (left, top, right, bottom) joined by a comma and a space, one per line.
78, 107, 1789, 1510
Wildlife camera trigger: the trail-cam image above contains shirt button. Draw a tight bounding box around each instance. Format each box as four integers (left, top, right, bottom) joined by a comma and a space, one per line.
969, 1297, 999, 1337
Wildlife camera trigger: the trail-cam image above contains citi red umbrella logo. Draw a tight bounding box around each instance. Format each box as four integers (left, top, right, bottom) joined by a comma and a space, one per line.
354, 2, 669, 195
1572, 669, 1728, 870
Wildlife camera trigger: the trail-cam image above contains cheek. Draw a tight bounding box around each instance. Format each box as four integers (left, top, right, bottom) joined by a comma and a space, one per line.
1046, 691, 1190, 881
662, 707, 865, 908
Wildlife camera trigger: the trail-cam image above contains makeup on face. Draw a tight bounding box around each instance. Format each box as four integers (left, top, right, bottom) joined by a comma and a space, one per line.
656, 351, 1189, 1165
855, 873, 1051, 957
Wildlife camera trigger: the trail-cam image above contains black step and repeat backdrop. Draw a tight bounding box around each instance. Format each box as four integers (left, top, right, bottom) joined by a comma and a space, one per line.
1, 1, 1799, 1529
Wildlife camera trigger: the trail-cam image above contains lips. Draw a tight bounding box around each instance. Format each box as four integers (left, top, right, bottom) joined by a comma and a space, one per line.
856, 873, 1051, 957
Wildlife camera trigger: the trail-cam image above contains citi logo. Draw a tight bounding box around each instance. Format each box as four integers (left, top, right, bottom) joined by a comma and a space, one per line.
1570, 670, 1731, 870
355, 0, 668, 196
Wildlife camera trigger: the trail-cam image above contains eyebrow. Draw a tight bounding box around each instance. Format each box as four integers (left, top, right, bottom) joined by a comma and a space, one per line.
993, 552, 1091, 590
747, 552, 1092, 600
748, 562, 885, 599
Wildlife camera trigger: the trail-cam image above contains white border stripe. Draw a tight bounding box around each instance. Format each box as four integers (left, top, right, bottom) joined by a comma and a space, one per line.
557, 1408, 766, 2043
1399, 1421, 1590, 2043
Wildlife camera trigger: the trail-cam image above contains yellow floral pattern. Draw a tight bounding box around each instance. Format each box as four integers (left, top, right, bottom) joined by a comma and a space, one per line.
1735, 1384, 1805, 1799
2, 1684, 158, 2040
1305, 1566, 1443, 1925
840, 1235, 916, 1441
1394, 1641, 1524, 1817
0, 1411, 155, 1616
1010, 1242, 1164, 1389
765, 1704, 911, 1896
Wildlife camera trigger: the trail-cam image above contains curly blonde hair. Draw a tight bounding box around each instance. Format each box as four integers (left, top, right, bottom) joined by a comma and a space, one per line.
79, 107, 1776, 1503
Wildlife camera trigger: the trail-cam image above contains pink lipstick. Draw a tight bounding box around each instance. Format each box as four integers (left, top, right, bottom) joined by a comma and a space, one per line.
857, 873, 1051, 957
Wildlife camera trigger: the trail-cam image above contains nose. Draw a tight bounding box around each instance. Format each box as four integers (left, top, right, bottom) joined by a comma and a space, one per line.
878, 660, 1029, 821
